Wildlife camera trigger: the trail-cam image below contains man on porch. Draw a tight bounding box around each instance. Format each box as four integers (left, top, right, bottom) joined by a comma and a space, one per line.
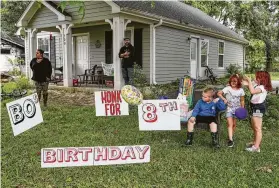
118, 38, 135, 85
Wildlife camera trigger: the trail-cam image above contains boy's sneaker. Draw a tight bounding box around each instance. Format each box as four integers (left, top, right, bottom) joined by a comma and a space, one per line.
245, 145, 260, 153
227, 140, 234, 147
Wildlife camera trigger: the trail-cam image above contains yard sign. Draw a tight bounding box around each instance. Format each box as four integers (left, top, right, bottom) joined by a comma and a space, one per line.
95, 90, 129, 116
41, 145, 150, 168
6, 93, 43, 136
138, 99, 181, 130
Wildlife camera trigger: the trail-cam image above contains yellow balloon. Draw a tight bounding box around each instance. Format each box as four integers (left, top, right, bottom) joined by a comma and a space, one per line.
121, 85, 143, 105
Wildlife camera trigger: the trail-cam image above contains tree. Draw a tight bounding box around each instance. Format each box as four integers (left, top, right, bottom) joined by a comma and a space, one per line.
185, 1, 279, 72
1, 1, 30, 35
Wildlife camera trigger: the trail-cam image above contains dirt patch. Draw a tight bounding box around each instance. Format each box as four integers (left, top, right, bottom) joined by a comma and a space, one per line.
48, 89, 95, 106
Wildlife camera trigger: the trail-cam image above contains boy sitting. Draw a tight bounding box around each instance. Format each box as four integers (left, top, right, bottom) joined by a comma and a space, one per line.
185, 88, 226, 148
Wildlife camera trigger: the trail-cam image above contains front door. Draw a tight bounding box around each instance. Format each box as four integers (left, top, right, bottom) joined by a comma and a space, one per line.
75, 35, 89, 76
190, 38, 198, 79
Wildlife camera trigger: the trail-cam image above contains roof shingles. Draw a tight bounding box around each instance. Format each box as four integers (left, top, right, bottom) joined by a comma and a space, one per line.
113, 0, 247, 43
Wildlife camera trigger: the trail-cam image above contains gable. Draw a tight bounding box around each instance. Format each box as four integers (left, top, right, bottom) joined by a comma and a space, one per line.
29, 5, 60, 28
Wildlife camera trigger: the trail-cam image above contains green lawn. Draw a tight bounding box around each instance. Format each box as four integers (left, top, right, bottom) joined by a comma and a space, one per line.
1, 100, 279, 187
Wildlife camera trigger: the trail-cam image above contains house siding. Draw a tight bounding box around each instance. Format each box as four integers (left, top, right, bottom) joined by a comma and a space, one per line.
155, 26, 244, 84
28, 1, 113, 28
155, 26, 190, 84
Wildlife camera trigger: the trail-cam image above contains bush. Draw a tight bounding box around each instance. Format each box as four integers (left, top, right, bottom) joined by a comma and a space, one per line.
2, 82, 18, 93
16, 76, 32, 90
226, 64, 243, 76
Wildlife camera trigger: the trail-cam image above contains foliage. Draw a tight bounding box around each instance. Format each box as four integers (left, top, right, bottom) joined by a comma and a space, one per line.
7, 57, 25, 76
246, 39, 266, 72
58, 1, 85, 21
2, 82, 18, 93
133, 63, 148, 88
226, 64, 243, 76
0, 1, 30, 35
184, 1, 279, 72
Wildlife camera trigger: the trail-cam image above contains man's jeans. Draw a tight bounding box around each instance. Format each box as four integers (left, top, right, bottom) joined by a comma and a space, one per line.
122, 67, 134, 85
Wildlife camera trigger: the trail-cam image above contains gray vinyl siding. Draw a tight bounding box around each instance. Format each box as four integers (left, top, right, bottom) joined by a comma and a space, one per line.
155, 26, 244, 83
62, 1, 113, 23
155, 26, 190, 84
29, 6, 67, 28
28, 1, 113, 28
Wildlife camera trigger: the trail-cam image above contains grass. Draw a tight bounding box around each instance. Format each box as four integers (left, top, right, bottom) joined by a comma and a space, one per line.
2, 100, 279, 188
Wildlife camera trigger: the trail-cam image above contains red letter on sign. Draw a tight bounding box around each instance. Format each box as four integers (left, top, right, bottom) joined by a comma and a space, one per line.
142, 103, 158, 122
43, 149, 56, 163
65, 148, 79, 162
105, 104, 110, 116
115, 103, 121, 115
101, 92, 106, 103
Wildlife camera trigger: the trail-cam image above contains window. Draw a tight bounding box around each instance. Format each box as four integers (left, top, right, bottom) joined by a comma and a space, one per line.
190, 41, 197, 60
218, 41, 224, 68
105, 31, 113, 64
201, 40, 209, 67
37, 37, 50, 59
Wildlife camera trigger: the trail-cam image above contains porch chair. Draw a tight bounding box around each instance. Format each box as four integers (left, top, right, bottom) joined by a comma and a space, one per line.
101, 62, 114, 87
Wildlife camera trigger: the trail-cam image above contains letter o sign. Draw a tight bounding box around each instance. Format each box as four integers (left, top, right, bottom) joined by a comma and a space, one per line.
23, 99, 36, 118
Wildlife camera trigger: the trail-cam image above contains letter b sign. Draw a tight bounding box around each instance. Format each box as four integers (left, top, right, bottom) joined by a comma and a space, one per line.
9, 99, 36, 125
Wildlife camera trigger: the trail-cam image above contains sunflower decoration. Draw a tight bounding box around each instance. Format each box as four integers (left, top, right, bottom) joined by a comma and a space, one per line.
121, 85, 143, 105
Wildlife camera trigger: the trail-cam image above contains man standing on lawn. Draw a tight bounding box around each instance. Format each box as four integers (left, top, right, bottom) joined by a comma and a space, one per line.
30, 49, 52, 107
118, 38, 135, 85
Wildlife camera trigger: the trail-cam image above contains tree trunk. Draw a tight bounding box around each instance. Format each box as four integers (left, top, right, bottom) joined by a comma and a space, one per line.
265, 40, 272, 72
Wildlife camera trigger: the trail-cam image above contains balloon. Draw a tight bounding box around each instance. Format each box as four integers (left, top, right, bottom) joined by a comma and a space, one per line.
120, 85, 143, 105
235, 107, 248, 120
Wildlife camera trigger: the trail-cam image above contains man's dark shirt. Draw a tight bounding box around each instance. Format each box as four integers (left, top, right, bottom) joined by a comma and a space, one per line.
118, 44, 135, 68
30, 58, 52, 82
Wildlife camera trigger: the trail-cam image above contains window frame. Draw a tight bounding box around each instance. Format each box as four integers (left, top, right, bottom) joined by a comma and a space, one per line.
37, 35, 51, 59
218, 40, 225, 68
201, 39, 209, 67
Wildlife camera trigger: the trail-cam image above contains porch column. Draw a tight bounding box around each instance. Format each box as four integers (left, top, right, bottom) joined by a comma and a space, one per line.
56, 24, 73, 87
26, 28, 37, 79
106, 17, 127, 90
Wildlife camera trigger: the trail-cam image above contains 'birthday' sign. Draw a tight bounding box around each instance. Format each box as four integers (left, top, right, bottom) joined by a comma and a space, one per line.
41, 145, 150, 168
138, 99, 181, 130
95, 90, 129, 116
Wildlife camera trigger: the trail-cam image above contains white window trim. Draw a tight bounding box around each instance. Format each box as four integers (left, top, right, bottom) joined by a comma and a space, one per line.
125, 27, 134, 45
201, 39, 209, 67
37, 35, 51, 60
218, 40, 225, 68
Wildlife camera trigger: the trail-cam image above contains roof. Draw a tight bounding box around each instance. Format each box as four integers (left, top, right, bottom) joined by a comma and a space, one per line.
1, 32, 25, 47
113, 1, 248, 43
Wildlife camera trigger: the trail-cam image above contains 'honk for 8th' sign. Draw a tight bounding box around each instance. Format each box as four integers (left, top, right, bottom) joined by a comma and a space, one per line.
95, 91, 129, 116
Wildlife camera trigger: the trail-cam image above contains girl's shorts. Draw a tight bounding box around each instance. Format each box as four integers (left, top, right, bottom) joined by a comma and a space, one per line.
250, 103, 266, 118
226, 112, 236, 118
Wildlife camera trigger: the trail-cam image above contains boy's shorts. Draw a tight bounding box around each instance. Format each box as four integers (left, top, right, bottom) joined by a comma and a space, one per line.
250, 103, 266, 118
195, 115, 217, 124
226, 111, 236, 118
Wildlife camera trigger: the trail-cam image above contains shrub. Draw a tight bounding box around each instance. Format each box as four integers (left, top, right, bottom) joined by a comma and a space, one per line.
16, 76, 32, 90
226, 64, 243, 76
2, 82, 18, 93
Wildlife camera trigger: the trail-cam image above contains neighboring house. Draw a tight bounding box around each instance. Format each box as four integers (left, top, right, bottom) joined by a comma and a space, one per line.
16, 0, 248, 89
0, 32, 25, 72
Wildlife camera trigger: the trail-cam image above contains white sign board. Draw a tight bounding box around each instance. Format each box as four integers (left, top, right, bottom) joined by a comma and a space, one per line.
41, 147, 94, 168
95, 90, 129, 116
138, 99, 181, 130
93, 145, 150, 166
41, 145, 150, 168
6, 93, 43, 136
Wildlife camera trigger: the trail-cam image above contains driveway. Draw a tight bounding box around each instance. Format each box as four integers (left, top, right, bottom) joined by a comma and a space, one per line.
272, 80, 279, 88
